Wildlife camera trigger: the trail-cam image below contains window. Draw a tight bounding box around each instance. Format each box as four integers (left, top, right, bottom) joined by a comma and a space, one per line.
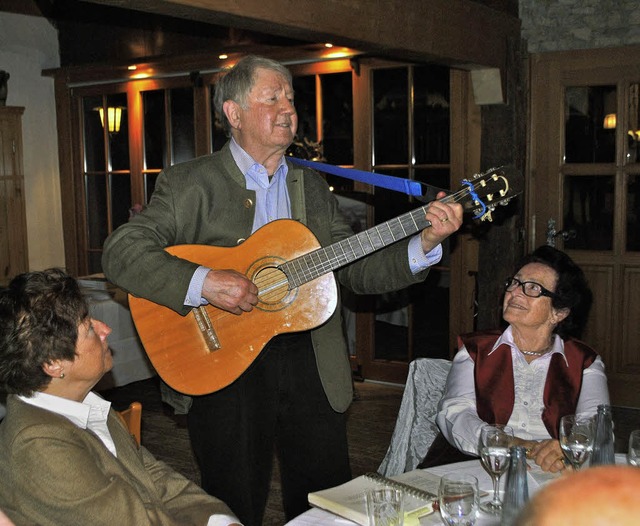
81, 92, 130, 272
142, 87, 196, 200
370, 63, 452, 363
76, 79, 198, 273
289, 70, 354, 190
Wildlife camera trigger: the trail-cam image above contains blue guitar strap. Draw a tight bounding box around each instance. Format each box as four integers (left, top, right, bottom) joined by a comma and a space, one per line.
288, 157, 448, 202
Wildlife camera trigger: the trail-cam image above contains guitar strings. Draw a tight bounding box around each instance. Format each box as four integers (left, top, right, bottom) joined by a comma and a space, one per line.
280, 184, 476, 288
221, 177, 494, 303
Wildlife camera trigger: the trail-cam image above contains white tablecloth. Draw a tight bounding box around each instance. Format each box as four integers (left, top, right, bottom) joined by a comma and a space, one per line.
287, 455, 638, 526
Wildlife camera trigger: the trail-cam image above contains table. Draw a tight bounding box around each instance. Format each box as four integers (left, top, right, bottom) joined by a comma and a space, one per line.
80, 278, 156, 390
287, 455, 627, 526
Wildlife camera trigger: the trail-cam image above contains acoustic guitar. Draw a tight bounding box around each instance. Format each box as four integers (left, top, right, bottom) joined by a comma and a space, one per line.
128, 166, 522, 395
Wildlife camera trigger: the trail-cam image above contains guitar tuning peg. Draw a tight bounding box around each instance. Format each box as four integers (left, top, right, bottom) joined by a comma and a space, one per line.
481, 211, 494, 222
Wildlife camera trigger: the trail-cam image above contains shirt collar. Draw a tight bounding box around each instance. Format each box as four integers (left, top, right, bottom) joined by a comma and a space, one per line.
18, 391, 112, 430
489, 325, 568, 366
229, 137, 288, 189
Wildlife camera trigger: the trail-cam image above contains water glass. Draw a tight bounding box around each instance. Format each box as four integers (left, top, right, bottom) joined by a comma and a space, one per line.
366, 488, 404, 526
478, 424, 513, 513
438, 473, 479, 526
628, 429, 640, 467
559, 414, 594, 470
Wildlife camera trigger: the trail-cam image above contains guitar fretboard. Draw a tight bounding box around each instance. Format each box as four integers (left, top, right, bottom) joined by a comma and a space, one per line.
277, 165, 519, 290
281, 204, 433, 289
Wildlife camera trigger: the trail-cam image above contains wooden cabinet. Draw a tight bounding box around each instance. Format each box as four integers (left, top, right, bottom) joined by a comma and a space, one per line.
0, 107, 28, 286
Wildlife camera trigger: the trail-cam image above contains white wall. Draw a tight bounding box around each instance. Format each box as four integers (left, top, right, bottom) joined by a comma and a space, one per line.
0, 12, 64, 271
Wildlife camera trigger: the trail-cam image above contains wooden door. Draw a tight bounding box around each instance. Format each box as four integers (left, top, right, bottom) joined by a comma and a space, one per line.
0, 106, 28, 286
530, 46, 640, 407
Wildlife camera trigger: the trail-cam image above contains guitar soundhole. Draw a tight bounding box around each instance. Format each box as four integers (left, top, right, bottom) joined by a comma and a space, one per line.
248, 258, 297, 312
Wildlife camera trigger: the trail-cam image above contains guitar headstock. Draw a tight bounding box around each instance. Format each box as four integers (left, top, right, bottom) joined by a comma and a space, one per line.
459, 165, 523, 222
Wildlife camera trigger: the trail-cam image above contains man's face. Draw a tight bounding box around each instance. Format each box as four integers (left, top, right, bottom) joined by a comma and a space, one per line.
227, 67, 298, 162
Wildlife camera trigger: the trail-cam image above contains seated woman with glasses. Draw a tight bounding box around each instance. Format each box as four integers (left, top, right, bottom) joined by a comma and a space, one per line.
431, 245, 609, 473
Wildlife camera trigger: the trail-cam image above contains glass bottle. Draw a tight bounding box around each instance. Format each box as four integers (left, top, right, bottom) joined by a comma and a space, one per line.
501, 446, 529, 526
590, 404, 616, 466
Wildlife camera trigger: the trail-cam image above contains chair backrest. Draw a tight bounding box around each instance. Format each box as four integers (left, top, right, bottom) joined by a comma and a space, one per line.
116, 401, 142, 446
378, 357, 452, 477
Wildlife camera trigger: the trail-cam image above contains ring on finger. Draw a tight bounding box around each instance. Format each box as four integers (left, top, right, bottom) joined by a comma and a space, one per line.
440, 216, 449, 223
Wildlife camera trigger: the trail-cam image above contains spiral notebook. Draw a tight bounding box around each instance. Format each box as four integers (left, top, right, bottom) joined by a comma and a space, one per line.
308, 469, 439, 525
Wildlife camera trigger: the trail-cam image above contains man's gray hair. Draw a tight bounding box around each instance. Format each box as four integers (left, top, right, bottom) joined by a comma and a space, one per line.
214, 55, 292, 137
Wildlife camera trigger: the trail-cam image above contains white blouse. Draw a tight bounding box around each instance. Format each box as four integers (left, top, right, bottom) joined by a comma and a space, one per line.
436, 326, 610, 455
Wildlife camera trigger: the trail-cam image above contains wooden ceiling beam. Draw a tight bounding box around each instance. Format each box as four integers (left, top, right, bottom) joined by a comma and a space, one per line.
81, 0, 520, 70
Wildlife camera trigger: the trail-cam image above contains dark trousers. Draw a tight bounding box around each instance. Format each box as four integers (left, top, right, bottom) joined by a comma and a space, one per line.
187, 332, 352, 526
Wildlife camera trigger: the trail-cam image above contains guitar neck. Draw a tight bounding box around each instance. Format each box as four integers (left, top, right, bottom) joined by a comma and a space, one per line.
282, 203, 434, 289
277, 163, 520, 290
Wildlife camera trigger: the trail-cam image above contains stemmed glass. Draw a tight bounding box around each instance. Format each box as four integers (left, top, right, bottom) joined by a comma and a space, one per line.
438, 473, 479, 526
478, 424, 514, 514
559, 414, 594, 470
627, 429, 640, 467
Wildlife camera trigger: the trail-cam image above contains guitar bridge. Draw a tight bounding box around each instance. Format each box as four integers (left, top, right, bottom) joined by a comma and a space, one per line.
193, 307, 221, 351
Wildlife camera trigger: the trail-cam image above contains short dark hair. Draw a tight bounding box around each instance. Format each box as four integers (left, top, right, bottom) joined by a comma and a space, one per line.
515, 245, 592, 339
213, 55, 293, 137
0, 269, 88, 395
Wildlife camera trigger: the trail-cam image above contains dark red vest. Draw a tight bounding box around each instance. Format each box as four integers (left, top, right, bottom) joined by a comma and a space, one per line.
461, 329, 597, 438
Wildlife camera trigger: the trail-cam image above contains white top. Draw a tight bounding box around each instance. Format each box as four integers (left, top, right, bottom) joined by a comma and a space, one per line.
19, 391, 116, 455
436, 326, 610, 455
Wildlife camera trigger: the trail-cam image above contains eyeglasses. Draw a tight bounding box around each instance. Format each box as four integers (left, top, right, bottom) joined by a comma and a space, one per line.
504, 277, 557, 299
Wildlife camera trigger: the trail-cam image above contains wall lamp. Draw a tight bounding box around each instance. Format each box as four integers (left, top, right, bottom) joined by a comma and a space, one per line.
95, 106, 125, 133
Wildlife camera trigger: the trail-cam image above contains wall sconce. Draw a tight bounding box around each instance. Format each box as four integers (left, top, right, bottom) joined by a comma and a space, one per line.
603, 113, 617, 129
628, 130, 640, 141
94, 106, 125, 133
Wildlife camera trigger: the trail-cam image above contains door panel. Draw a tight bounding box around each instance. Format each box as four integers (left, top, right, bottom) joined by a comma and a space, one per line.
621, 267, 640, 372
580, 265, 613, 365
530, 46, 640, 407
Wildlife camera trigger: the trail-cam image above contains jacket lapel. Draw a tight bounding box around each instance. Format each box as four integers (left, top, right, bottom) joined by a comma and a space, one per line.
286, 160, 307, 225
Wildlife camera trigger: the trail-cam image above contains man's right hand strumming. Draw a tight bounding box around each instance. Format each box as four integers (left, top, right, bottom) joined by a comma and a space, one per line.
202, 269, 259, 315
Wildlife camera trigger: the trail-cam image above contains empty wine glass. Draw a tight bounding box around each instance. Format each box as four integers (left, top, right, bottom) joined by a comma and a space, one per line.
438, 473, 479, 526
628, 429, 640, 467
479, 424, 514, 514
559, 414, 594, 470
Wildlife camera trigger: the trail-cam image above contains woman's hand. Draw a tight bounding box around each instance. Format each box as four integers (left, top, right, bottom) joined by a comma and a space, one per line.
513, 437, 566, 473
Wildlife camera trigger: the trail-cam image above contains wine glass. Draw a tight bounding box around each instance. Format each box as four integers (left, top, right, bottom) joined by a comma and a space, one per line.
627, 429, 640, 467
438, 473, 479, 526
559, 414, 594, 470
478, 424, 514, 514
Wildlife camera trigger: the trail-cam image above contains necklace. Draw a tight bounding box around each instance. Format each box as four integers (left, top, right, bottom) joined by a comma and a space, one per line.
519, 341, 553, 356
520, 349, 548, 356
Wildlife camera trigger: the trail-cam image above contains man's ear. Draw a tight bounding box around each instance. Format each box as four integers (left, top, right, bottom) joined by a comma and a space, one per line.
223, 100, 242, 130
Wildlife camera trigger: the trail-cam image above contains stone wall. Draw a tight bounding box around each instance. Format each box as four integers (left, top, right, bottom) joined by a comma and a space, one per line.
520, 0, 640, 52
